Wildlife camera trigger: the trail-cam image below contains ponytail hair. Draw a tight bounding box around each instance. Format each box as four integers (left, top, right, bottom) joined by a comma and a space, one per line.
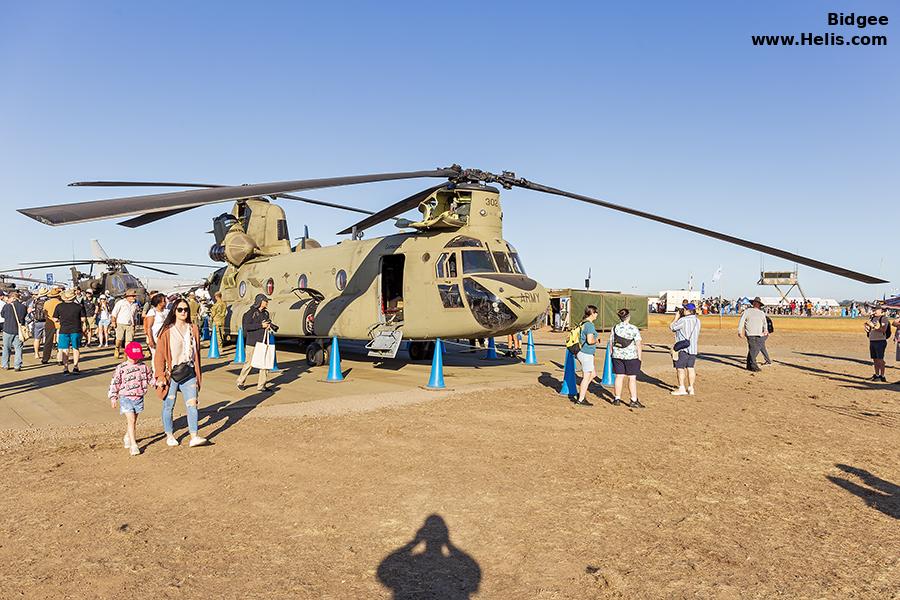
617, 308, 630, 321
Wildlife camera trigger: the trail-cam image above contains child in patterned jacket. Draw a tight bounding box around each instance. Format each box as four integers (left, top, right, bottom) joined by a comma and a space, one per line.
109, 341, 154, 456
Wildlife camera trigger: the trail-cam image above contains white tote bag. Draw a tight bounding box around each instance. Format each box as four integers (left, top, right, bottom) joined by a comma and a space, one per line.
251, 339, 275, 370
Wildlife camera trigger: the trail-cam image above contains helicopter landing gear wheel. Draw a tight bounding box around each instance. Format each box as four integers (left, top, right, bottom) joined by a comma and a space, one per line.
408, 341, 435, 362
306, 341, 326, 367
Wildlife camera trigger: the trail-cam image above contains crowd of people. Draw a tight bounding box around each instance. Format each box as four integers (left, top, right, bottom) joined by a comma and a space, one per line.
567, 294, 898, 408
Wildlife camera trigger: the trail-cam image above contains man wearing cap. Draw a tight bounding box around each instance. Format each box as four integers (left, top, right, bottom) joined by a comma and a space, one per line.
236, 294, 273, 392
110, 289, 139, 360
738, 297, 768, 372
670, 302, 701, 395
1, 290, 27, 371
28, 286, 50, 360
53, 289, 87, 375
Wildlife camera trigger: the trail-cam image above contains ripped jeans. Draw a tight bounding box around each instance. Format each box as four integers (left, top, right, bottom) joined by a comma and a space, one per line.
161, 376, 199, 435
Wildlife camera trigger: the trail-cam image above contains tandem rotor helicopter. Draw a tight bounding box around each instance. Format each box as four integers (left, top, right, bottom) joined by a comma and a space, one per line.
18, 165, 886, 365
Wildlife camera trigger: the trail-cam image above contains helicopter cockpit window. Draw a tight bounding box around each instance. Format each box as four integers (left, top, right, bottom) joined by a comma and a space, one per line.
438, 284, 464, 309
510, 253, 526, 275
435, 252, 458, 279
445, 236, 483, 248
462, 250, 496, 274
492, 251, 514, 274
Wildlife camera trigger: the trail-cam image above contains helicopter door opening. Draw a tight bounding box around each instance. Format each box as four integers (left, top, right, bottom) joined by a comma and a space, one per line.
381, 255, 405, 324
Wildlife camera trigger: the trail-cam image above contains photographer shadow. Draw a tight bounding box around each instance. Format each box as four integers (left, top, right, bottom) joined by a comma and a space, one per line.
377, 514, 481, 600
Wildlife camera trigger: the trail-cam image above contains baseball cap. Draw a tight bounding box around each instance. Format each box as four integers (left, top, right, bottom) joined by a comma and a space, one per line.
124, 342, 144, 361
685, 303, 696, 311
254, 293, 269, 305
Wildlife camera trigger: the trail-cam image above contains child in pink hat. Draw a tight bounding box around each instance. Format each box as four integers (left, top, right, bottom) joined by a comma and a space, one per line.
108, 341, 154, 455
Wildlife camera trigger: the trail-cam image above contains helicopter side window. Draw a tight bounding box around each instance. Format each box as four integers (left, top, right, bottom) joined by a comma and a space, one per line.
277, 219, 290, 241
436, 252, 458, 278
510, 253, 526, 275
462, 250, 496, 274
492, 251, 514, 274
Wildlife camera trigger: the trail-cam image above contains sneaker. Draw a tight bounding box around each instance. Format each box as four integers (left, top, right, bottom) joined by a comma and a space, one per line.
189, 436, 208, 447
670, 388, 688, 396
688, 386, 695, 396
236, 382, 245, 391
14, 366, 21, 372
869, 375, 880, 382
628, 400, 645, 409
879, 376, 888, 383
62, 368, 70, 375
256, 386, 273, 393
129, 444, 141, 456
72, 366, 79, 374
166, 436, 179, 447
612, 397, 621, 406
575, 399, 593, 407
123, 434, 130, 448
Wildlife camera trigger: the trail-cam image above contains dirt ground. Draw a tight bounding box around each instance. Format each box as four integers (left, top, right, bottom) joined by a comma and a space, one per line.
0, 324, 897, 599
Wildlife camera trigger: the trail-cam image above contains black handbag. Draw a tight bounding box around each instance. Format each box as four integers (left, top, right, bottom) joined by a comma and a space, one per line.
673, 339, 690, 352
170, 362, 194, 384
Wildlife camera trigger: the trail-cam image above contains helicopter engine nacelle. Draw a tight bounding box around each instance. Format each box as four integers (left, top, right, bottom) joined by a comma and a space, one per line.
221, 229, 260, 267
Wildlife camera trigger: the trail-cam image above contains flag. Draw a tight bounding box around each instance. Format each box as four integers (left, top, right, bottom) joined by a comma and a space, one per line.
701, 282, 705, 296
712, 266, 723, 283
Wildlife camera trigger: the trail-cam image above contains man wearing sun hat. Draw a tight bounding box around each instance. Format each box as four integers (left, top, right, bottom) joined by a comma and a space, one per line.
738, 296, 768, 372
41, 287, 62, 364
53, 289, 87, 375
110, 289, 139, 360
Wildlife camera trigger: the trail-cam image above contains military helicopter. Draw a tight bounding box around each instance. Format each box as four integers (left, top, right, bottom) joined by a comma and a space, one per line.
0, 274, 46, 294
3, 239, 212, 302
18, 165, 886, 365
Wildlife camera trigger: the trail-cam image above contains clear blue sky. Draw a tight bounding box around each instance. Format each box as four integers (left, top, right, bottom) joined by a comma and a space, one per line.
1, 1, 897, 300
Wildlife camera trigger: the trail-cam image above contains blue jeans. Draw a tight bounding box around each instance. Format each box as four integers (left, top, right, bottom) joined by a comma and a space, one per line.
2, 332, 23, 369
161, 377, 199, 435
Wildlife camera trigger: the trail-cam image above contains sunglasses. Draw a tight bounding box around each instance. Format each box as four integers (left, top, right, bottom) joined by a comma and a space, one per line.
175, 306, 189, 313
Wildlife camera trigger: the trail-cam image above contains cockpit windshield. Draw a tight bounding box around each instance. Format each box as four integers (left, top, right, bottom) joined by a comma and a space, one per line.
462, 250, 496, 274
492, 252, 514, 274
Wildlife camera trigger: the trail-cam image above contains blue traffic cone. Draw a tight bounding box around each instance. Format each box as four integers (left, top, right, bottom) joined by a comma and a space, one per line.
559, 350, 578, 396
200, 317, 211, 342
600, 344, 615, 386
426, 339, 446, 389
207, 324, 221, 359
269, 331, 280, 372
326, 336, 343, 382
524, 330, 538, 364
233, 328, 246, 364
485, 337, 499, 360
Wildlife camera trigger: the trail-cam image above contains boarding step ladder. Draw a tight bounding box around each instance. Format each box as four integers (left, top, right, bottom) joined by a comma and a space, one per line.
366, 325, 404, 359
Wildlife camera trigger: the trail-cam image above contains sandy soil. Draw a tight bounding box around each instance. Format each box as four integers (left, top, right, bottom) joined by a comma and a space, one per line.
0, 325, 897, 599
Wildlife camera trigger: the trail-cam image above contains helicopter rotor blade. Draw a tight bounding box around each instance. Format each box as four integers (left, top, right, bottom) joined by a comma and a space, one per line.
510, 177, 888, 285
73, 181, 399, 228
21, 167, 461, 226
122, 260, 214, 268
337, 184, 447, 235
124, 263, 179, 276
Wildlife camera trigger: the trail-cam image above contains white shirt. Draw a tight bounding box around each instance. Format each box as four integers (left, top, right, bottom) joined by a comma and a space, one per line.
609, 322, 642, 360
147, 307, 169, 342
111, 298, 137, 325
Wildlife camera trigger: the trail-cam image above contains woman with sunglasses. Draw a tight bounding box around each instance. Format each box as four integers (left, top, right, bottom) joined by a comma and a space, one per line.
153, 298, 207, 447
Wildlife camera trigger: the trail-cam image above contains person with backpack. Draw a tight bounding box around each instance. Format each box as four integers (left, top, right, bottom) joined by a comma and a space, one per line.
28, 286, 49, 360
670, 302, 701, 396
864, 306, 890, 382
608, 308, 644, 408
568, 305, 599, 407
738, 297, 768, 372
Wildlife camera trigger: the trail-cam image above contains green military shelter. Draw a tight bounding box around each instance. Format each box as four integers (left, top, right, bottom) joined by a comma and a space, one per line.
549, 289, 648, 331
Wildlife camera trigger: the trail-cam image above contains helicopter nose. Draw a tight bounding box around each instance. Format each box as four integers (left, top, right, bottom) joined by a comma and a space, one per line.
463, 275, 549, 333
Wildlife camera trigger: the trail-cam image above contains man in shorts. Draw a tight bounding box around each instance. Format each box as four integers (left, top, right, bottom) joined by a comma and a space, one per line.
110, 289, 139, 359
82, 289, 97, 347
865, 306, 889, 382
53, 289, 87, 375
670, 302, 701, 395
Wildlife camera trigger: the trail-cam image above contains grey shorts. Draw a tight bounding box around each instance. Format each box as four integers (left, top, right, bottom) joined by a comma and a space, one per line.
674, 351, 697, 369
576, 351, 596, 373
